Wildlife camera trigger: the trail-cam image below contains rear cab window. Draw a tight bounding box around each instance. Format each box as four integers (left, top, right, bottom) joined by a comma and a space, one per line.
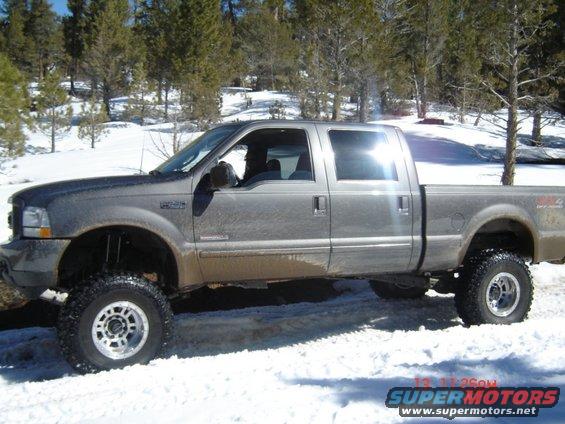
328, 130, 398, 181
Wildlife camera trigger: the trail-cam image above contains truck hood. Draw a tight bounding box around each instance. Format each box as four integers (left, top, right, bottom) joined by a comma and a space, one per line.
13, 174, 180, 207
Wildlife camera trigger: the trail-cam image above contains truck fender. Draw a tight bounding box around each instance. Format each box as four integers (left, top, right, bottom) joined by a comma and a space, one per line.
56, 205, 201, 287
458, 203, 539, 265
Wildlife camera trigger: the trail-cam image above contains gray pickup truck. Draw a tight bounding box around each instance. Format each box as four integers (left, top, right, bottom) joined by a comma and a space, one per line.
1, 120, 564, 373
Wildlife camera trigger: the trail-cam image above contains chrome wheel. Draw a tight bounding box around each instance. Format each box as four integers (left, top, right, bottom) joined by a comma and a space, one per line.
485, 272, 520, 317
91, 301, 149, 360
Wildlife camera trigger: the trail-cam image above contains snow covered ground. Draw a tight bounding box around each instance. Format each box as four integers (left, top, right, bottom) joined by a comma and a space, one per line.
0, 90, 563, 423
1, 265, 565, 423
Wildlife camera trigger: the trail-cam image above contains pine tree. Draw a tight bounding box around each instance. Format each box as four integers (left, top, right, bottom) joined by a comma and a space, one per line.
296, 39, 330, 120
78, 96, 109, 148
125, 61, 155, 125
298, 0, 367, 121
84, 0, 134, 116
2, 1, 34, 75
444, 0, 491, 124
172, 0, 231, 127
36, 71, 72, 153
526, 3, 562, 146
347, 0, 382, 122
0, 53, 29, 157
137, 0, 176, 118
481, 0, 561, 185
403, 0, 450, 119
372, 0, 413, 116
238, 4, 298, 91
63, 0, 88, 94
26, 0, 63, 80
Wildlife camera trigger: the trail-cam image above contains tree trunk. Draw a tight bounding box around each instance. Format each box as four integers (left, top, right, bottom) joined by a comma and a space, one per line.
380, 88, 389, 115
270, 62, 276, 91
164, 83, 170, 120
51, 112, 56, 153
102, 83, 111, 118
474, 111, 482, 126
532, 109, 542, 146
459, 85, 467, 124
38, 55, 44, 81
70, 58, 77, 95
501, 1, 519, 186
359, 79, 369, 123
90, 78, 97, 98
412, 63, 422, 118
420, 74, 428, 119
157, 78, 163, 105
331, 91, 341, 121
332, 73, 342, 121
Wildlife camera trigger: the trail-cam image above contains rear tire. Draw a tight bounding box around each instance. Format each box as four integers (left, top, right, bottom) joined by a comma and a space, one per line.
455, 250, 533, 325
369, 281, 428, 299
58, 272, 173, 374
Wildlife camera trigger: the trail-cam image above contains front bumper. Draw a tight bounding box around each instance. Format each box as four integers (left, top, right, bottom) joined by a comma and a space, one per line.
0, 238, 70, 300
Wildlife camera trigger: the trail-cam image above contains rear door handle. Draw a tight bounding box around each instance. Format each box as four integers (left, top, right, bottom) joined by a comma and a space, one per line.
313, 195, 327, 216
398, 196, 410, 214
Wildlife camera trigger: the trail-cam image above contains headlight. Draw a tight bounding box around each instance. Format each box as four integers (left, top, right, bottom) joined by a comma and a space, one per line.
22, 206, 52, 238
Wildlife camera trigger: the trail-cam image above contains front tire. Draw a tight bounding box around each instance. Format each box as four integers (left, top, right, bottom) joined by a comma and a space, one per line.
455, 250, 533, 325
58, 273, 173, 374
369, 281, 428, 299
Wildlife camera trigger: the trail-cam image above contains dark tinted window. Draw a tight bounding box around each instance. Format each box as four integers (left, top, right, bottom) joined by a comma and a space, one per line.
328, 130, 397, 181
220, 128, 313, 186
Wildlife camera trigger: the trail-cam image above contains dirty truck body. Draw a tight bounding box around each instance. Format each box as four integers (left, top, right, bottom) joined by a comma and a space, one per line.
1, 120, 564, 372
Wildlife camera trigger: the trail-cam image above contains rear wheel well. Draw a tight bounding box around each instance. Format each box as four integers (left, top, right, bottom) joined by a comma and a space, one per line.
58, 226, 179, 295
464, 219, 534, 263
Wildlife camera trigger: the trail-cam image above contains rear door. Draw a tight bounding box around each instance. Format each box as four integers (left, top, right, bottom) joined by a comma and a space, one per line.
192, 123, 331, 282
317, 124, 416, 276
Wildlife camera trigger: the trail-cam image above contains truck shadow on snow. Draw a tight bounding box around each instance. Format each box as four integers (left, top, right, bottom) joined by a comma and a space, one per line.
0, 280, 461, 383
287, 357, 565, 418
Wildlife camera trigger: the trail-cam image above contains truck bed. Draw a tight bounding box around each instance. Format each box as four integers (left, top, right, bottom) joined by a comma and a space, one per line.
419, 185, 565, 272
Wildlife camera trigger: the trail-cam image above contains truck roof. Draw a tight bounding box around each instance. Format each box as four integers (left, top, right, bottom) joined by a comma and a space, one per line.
216, 120, 396, 130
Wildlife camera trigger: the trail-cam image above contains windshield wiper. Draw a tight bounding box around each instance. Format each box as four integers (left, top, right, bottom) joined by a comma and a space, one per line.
149, 169, 161, 176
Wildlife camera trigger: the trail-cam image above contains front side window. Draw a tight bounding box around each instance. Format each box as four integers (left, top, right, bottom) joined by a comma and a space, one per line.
219, 128, 313, 187
328, 130, 398, 181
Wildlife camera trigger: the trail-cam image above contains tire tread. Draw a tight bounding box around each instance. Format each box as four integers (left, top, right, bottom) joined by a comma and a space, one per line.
57, 272, 173, 373
455, 250, 533, 326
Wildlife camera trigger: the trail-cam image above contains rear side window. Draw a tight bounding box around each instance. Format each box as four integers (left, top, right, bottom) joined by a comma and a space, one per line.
328, 130, 398, 181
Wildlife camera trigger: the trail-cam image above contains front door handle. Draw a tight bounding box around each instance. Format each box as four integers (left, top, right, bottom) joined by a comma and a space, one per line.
398, 196, 410, 215
313, 195, 327, 216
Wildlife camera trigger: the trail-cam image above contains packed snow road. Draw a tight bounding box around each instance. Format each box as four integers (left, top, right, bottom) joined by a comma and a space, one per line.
0, 263, 564, 423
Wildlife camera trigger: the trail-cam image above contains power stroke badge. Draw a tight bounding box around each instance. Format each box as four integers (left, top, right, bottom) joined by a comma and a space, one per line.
160, 200, 187, 210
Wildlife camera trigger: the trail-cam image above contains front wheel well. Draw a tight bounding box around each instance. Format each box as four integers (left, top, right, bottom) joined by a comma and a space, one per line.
463, 219, 535, 264
58, 226, 179, 295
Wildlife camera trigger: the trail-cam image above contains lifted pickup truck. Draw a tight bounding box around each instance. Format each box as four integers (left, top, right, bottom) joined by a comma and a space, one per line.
1, 120, 564, 372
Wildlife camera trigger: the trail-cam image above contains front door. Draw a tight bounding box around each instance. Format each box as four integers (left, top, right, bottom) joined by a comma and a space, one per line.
193, 124, 331, 282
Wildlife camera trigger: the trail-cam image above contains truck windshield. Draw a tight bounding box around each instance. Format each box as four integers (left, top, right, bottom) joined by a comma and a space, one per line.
154, 124, 241, 174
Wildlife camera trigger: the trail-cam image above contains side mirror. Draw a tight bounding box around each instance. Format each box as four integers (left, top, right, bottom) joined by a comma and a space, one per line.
210, 162, 237, 189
